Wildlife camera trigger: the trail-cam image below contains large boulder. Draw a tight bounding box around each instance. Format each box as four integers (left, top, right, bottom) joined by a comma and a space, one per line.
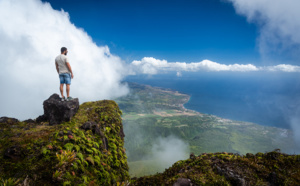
42, 94, 79, 125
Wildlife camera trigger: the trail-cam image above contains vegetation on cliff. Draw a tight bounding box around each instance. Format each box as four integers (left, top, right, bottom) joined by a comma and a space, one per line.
1, 85, 299, 186
132, 150, 300, 185
0, 100, 129, 185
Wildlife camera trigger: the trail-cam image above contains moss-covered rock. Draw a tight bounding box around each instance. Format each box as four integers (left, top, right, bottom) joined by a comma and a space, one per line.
1, 97, 300, 186
0, 100, 129, 185
132, 150, 300, 185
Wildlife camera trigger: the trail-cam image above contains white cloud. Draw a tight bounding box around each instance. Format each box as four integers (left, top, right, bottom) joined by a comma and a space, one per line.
0, 0, 129, 120
228, 0, 300, 61
131, 57, 259, 74
266, 64, 300, 72
130, 57, 300, 74
148, 136, 190, 170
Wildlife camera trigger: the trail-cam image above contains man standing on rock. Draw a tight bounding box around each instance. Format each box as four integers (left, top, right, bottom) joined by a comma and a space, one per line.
55, 47, 74, 101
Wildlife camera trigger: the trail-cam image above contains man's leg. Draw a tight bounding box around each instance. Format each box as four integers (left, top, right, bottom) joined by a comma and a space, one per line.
60, 84, 64, 98
66, 84, 70, 98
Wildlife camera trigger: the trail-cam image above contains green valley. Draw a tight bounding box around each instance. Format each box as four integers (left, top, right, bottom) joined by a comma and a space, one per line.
116, 83, 297, 177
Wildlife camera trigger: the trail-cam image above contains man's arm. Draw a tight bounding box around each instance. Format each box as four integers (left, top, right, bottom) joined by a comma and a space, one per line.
55, 61, 59, 73
66, 62, 74, 79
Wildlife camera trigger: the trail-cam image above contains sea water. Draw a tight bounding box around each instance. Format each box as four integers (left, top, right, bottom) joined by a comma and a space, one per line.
125, 72, 300, 129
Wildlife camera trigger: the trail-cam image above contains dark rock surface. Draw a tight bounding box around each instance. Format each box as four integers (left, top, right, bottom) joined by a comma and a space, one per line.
4, 146, 22, 160
81, 121, 108, 150
23, 119, 35, 123
35, 114, 47, 123
214, 165, 246, 186
42, 94, 79, 125
173, 178, 192, 186
0, 117, 19, 124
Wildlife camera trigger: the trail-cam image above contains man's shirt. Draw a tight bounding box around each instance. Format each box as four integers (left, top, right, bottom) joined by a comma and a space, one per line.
55, 54, 70, 74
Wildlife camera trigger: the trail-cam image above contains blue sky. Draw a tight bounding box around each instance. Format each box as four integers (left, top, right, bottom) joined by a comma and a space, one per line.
1, 0, 300, 120
44, 0, 260, 64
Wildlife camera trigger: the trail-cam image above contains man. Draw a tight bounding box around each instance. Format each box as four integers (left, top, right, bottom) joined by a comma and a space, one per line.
55, 47, 74, 101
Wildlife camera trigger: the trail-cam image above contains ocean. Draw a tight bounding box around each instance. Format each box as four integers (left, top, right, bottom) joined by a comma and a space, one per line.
125, 72, 300, 129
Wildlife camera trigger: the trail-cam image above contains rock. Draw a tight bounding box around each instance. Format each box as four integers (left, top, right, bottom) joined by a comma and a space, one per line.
0, 117, 19, 124
23, 119, 35, 123
4, 145, 22, 160
42, 94, 79, 125
35, 114, 47, 123
81, 121, 108, 150
173, 178, 192, 186
81, 121, 104, 136
81, 121, 97, 130
215, 165, 246, 186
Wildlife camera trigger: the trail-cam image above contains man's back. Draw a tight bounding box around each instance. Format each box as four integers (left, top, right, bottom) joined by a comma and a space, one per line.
55, 54, 70, 74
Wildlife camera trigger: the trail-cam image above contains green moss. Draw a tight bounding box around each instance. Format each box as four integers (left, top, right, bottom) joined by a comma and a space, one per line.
0, 100, 129, 185
132, 151, 300, 185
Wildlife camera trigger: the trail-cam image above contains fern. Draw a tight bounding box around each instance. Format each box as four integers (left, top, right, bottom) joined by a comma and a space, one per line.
64, 143, 74, 151
91, 148, 99, 155
94, 156, 101, 165
63, 181, 71, 186
86, 156, 95, 165
93, 142, 100, 149
85, 148, 93, 154
74, 145, 80, 152
76, 152, 84, 162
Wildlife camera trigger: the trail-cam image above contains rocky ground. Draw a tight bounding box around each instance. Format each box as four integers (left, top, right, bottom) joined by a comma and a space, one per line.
132, 150, 300, 185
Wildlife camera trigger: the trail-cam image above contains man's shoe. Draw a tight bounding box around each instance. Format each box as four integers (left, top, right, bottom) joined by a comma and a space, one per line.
67, 97, 73, 101
61, 97, 65, 101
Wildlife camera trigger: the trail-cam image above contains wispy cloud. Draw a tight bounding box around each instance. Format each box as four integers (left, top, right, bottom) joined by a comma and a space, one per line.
266, 64, 300, 72
0, 0, 128, 119
228, 0, 300, 62
130, 57, 300, 75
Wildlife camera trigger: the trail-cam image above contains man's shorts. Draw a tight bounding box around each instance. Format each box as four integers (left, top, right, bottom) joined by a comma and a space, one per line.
59, 73, 71, 85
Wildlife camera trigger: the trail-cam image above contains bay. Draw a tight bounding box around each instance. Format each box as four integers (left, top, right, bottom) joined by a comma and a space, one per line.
124, 72, 300, 129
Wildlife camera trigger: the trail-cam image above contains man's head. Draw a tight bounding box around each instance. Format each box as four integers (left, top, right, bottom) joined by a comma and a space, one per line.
61, 47, 68, 55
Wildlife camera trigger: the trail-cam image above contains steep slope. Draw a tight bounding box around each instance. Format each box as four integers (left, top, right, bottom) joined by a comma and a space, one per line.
0, 100, 129, 185
132, 150, 300, 185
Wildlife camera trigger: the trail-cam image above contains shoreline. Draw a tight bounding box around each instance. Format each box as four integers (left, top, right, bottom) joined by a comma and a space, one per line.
145, 84, 290, 129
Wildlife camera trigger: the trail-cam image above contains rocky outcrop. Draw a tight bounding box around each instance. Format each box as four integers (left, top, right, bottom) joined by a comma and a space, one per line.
132, 151, 300, 185
40, 93, 79, 125
0, 117, 19, 124
0, 99, 129, 185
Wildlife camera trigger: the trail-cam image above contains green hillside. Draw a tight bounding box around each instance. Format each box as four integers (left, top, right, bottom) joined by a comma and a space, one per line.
116, 83, 297, 177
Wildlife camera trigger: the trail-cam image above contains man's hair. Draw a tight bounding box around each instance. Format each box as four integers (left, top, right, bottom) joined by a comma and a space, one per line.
61, 47, 67, 53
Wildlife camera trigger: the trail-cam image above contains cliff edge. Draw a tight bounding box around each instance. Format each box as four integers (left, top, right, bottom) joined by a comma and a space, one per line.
0, 95, 129, 185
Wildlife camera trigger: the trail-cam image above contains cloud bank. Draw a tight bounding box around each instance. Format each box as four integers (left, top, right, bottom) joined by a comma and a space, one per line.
130, 57, 300, 75
0, 0, 128, 120
148, 136, 190, 170
228, 0, 300, 62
